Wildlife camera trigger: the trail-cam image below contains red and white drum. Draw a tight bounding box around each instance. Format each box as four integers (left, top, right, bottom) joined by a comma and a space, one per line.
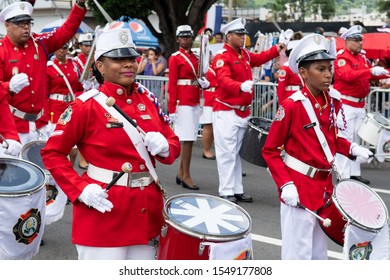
318, 179, 388, 246
20, 140, 67, 225
358, 112, 390, 146
157, 194, 253, 260
0, 157, 46, 259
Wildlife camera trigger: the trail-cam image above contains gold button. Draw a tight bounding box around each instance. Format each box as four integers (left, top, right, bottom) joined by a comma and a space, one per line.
141, 208, 146, 213
126, 99, 132, 104
117, 88, 123, 95
140, 164, 145, 170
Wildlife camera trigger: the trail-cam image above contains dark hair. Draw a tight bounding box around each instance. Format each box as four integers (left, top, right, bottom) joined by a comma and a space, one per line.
91, 61, 104, 84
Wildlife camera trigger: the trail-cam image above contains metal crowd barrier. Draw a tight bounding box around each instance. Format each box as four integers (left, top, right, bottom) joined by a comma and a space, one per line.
366, 87, 390, 119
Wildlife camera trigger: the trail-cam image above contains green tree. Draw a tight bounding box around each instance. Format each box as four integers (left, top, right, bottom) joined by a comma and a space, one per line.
87, 0, 218, 57
378, 0, 390, 18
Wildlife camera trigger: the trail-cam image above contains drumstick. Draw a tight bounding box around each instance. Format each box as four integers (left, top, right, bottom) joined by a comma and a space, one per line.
106, 97, 146, 136
104, 162, 132, 192
297, 202, 332, 227
0, 133, 9, 149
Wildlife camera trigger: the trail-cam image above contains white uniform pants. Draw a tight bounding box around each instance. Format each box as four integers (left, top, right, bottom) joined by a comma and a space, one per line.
280, 203, 328, 260
334, 104, 366, 178
213, 110, 249, 196
19, 122, 48, 145
76, 244, 157, 260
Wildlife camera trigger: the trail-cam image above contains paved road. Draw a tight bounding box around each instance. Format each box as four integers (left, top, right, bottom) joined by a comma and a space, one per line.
33, 141, 390, 260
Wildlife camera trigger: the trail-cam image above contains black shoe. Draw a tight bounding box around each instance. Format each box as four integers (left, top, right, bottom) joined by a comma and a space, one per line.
202, 153, 216, 160
176, 176, 182, 185
182, 181, 199, 190
40, 239, 45, 246
242, 172, 247, 177
220, 195, 237, 203
234, 193, 253, 202
350, 176, 370, 185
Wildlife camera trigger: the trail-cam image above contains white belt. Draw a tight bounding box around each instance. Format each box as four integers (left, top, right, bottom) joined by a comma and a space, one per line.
284, 153, 332, 180
49, 93, 74, 103
206, 87, 216, 92
9, 105, 44, 122
215, 98, 251, 111
341, 94, 365, 103
177, 79, 197, 86
286, 85, 301, 91
87, 163, 153, 188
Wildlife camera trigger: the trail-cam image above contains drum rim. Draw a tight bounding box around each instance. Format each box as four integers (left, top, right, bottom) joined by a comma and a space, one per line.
332, 179, 389, 232
366, 112, 390, 130
247, 117, 272, 133
163, 193, 252, 241
0, 157, 46, 197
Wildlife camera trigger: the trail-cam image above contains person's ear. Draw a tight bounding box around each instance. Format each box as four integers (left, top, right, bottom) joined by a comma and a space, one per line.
298, 67, 308, 79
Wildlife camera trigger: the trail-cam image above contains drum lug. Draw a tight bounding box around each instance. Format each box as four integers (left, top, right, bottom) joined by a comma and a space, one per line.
198, 241, 206, 256
161, 224, 168, 238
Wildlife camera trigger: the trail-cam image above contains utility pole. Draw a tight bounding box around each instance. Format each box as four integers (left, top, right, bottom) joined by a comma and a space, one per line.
228, 0, 233, 22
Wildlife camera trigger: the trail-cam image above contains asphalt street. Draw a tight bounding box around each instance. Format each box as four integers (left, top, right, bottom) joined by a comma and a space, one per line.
33, 140, 390, 260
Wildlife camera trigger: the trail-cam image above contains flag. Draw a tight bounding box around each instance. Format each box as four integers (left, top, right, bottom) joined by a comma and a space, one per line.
207, 234, 253, 260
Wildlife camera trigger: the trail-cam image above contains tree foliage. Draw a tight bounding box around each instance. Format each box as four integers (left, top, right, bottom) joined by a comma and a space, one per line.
87, 0, 218, 57
378, 0, 390, 18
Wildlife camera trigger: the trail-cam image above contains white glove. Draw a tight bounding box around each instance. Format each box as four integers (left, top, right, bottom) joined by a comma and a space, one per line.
144, 131, 170, 157
197, 77, 210, 89
240, 80, 254, 93
371, 66, 389, 76
78, 184, 113, 213
278, 29, 293, 45
350, 142, 373, 162
10, 73, 30, 93
46, 122, 56, 138
82, 80, 93, 91
2, 139, 22, 157
168, 113, 175, 124
281, 183, 299, 207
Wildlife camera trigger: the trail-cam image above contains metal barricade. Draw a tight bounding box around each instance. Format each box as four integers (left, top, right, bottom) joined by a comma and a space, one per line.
366, 87, 390, 119
135, 75, 169, 114
252, 82, 278, 119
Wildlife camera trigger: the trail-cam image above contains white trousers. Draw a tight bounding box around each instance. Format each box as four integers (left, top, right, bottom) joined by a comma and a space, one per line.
280, 203, 328, 260
334, 105, 366, 178
19, 122, 48, 145
213, 110, 249, 196
76, 244, 157, 260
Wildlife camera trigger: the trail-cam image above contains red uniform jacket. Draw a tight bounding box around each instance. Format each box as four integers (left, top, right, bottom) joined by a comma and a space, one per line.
0, 86, 19, 142
277, 63, 302, 103
74, 52, 87, 73
212, 43, 279, 118
262, 87, 352, 211
168, 48, 202, 114
46, 58, 83, 123
333, 48, 385, 108
41, 82, 180, 246
204, 66, 217, 107
0, 4, 86, 132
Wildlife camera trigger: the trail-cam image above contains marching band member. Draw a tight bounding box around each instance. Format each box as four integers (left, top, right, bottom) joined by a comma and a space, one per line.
46, 42, 83, 165
262, 34, 372, 259
0, 0, 87, 145
0, 85, 21, 157
333, 25, 390, 185
276, 40, 302, 104
212, 18, 288, 203
41, 28, 180, 260
168, 25, 210, 190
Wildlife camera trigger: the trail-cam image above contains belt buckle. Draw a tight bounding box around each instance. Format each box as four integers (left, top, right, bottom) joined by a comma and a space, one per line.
24, 112, 36, 122
65, 94, 74, 103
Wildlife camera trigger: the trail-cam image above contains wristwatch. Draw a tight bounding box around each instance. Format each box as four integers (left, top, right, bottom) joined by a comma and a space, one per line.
76, 0, 85, 8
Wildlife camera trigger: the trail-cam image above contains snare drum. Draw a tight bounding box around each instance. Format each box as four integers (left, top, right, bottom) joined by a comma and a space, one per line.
0, 157, 46, 259
157, 194, 253, 260
239, 117, 272, 167
358, 112, 390, 146
318, 179, 388, 246
20, 140, 67, 225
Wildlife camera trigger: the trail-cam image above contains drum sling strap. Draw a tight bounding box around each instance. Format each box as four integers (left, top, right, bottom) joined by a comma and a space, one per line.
291, 91, 334, 164
78, 90, 165, 196
47, 61, 76, 101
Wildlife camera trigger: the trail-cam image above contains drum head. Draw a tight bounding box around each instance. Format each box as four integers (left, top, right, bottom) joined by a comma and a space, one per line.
164, 194, 252, 241
249, 117, 272, 132
0, 158, 45, 196
333, 179, 388, 231
20, 140, 47, 172
369, 112, 390, 129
